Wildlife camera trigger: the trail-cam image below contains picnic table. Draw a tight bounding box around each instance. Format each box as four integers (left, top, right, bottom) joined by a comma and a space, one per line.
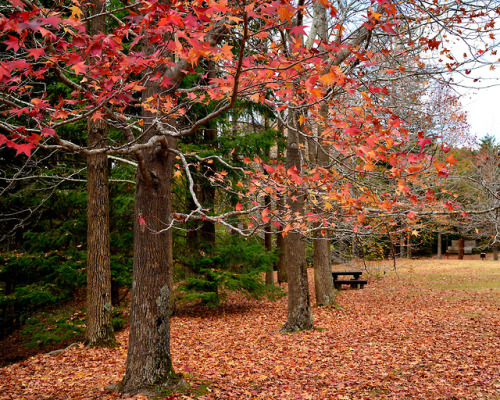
331, 271, 367, 290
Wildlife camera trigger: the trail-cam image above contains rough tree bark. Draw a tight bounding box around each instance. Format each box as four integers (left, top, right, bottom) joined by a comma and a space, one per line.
308, 105, 334, 306
437, 231, 442, 259
116, 32, 184, 394
305, 1, 334, 306
264, 194, 274, 285
276, 115, 288, 285
117, 91, 183, 396
281, 111, 313, 332
407, 234, 412, 259
276, 196, 288, 285
85, 0, 116, 348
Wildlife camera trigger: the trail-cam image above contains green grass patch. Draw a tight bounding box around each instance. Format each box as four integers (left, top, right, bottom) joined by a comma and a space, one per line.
395, 260, 500, 293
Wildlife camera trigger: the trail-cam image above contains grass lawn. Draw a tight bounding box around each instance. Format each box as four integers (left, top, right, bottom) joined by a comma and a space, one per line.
0, 258, 498, 399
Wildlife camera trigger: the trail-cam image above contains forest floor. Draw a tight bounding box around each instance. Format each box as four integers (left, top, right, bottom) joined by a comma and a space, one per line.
0, 257, 499, 399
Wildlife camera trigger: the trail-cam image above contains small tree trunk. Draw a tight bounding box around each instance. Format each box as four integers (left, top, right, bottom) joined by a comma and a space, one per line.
86, 118, 116, 347
275, 116, 288, 285
494, 245, 498, 260
305, 0, 334, 305
281, 112, 313, 332
85, 0, 116, 348
264, 195, 274, 285
458, 238, 464, 260
309, 110, 334, 305
407, 233, 412, 259
400, 233, 406, 258
314, 234, 334, 305
276, 217, 288, 284
437, 231, 442, 259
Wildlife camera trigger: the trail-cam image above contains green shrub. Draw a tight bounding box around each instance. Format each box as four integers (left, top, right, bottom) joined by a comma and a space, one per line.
177, 235, 281, 307
0, 252, 86, 335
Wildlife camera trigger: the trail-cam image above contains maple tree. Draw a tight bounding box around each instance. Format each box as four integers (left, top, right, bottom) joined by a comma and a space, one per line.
1, 0, 500, 395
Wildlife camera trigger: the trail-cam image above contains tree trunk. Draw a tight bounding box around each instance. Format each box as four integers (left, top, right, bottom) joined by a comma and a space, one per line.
352, 236, 358, 259
400, 233, 406, 258
264, 195, 274, 285
458, 238, 464, 260
116, 59, 183, 396
437, 231, 442, 259
118, 141, 183, 396
276, 195, 288, 284
313, 234, 334, 305
310, 113, 334, 305
281, 112, 313, 332
275, 116, 288, 285
407, 233, 412, 259
307, 2, 334, 307
494, 244, 498, 260
85, 0, 116, 348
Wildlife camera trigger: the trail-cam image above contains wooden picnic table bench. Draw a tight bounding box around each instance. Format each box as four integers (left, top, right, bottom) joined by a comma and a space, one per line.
331, 271, 367, 290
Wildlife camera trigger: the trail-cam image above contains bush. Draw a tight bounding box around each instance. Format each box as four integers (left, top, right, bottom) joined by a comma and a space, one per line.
176, 235, 281, 307
0, 252, 86, 336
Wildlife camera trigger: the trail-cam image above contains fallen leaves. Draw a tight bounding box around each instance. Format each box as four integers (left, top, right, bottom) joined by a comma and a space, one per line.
0, 262, 498, 399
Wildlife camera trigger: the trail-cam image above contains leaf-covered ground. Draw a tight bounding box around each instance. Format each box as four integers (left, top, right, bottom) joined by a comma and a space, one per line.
1, 259, 499, 399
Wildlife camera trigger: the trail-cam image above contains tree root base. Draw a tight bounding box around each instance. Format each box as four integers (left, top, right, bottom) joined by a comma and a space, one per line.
106, 373, 188, 398
280, 322, 314, 333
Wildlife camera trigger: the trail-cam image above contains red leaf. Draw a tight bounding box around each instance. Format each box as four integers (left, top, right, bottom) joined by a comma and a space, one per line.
289, 25, 307, 38
3, 36, 20, 52
445, 154, 457, 165
71, 62, 87, 75
235, 203, 243, 211
27, 47, 46, 61
380, 23, 397, 35
138, 214, 146, 226
15, 142, 35, 157
417, 133, 432, 152
344, 127, 359, 136
9, 0, 25, 9
287, 166, 302, 184
263, 164, 274, 174
427, 38, 441, 50
41, 128, 56, 137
